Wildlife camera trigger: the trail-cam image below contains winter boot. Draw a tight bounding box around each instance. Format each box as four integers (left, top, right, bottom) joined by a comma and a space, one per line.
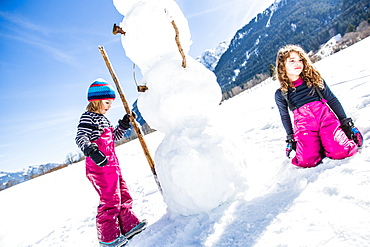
124, 219, 148, 239
99, 236, 128, 247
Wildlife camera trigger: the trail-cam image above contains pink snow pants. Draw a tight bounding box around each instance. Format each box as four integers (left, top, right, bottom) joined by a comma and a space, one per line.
86, 127, 140, 242
292, 100, 358, 168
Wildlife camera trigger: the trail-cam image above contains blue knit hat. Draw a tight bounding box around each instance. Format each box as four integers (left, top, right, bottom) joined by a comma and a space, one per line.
87, 79, 116, 102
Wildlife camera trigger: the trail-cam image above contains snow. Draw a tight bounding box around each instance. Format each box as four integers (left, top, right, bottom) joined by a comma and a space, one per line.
265, 0, 281, 28
314, 34, 343, 60
0, 36, 369, 247
291, 23, 297, 31
255, 37, 260, 46
233, 69, 241, 81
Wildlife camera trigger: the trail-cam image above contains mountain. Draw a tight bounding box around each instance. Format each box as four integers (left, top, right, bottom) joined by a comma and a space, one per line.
214, 0, 370, 91
196, 41, 229, 71
0, 163, 61, 191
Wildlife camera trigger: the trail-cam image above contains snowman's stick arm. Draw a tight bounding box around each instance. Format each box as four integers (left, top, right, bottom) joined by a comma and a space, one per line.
171, 20, 186, 68
98, 45, 163, 194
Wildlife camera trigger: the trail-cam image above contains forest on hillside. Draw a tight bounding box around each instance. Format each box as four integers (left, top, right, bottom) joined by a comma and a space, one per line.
215, 0, 370, 92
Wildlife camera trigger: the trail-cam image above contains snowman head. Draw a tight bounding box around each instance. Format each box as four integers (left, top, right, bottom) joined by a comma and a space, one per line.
115, 0, 192, 73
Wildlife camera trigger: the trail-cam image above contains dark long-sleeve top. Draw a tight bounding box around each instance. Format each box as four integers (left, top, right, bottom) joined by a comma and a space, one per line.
75, 111, 126, 153
275, 79, 347, 136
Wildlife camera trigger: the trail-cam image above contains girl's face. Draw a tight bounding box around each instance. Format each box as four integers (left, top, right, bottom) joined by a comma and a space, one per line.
98, 100, 114, 114
285, 51, 303, 81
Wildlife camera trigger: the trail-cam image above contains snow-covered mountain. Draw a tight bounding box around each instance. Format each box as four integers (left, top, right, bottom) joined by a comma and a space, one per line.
196, 41, 229, 71
311, 33, 342, 61
0, 163, 61, 191
0, 36, 369, 247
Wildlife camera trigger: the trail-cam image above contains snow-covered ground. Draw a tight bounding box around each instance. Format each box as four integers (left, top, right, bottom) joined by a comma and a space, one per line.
0, 37, 369, 247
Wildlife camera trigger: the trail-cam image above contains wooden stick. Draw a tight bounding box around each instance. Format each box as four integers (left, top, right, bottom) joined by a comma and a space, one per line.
171, 20, 186, 68
98, 46, 162, 194
112, 23, 126, 35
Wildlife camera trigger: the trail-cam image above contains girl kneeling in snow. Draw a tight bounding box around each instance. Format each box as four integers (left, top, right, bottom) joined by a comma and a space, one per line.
75, 79, 146, 247
274, 45, 363, 168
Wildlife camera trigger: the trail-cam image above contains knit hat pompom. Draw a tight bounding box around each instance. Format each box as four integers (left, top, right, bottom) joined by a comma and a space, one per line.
87, 78, 116, 102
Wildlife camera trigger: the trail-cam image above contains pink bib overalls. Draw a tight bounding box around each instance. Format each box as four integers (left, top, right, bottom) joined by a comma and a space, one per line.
86, 127, 140, 242
292, 100, 358, 168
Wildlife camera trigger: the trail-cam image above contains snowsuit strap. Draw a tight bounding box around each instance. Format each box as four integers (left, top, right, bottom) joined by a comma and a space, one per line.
314, 87, 325, 101
281, 90, 297, 111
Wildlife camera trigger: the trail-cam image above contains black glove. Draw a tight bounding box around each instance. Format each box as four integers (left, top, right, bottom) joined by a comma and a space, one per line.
340, 118, 363, 147
83, 143, 107, 167
340, 118, 354, 138
118, 114, 132, 130
286, 134, 297, 158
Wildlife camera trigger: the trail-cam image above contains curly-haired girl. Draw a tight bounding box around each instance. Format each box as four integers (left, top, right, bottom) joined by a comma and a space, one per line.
274, 45, 363, 168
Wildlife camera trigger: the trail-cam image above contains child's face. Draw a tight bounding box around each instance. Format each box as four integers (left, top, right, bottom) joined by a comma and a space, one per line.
285, 51, 303, 81
98, 100, 114, 114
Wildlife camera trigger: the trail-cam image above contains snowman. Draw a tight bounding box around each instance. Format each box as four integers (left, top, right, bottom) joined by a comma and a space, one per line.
113, 0, 247, 215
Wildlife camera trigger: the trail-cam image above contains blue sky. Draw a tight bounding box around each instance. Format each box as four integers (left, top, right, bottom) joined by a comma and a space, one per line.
0, 0, 274, 172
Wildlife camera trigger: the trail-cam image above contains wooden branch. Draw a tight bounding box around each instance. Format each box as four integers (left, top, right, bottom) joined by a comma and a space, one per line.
112, 23, 126, 35
171, 20, 187, 68
98, 46, 162, 194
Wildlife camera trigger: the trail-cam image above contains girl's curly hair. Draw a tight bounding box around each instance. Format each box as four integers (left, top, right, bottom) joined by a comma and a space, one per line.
275, 44, 324, 92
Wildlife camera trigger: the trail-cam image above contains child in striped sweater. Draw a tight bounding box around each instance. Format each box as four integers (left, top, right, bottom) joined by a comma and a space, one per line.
76, 79, 146, 247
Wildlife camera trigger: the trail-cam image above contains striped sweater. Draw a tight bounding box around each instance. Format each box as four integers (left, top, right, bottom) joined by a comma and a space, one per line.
75, 111, 126, 153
